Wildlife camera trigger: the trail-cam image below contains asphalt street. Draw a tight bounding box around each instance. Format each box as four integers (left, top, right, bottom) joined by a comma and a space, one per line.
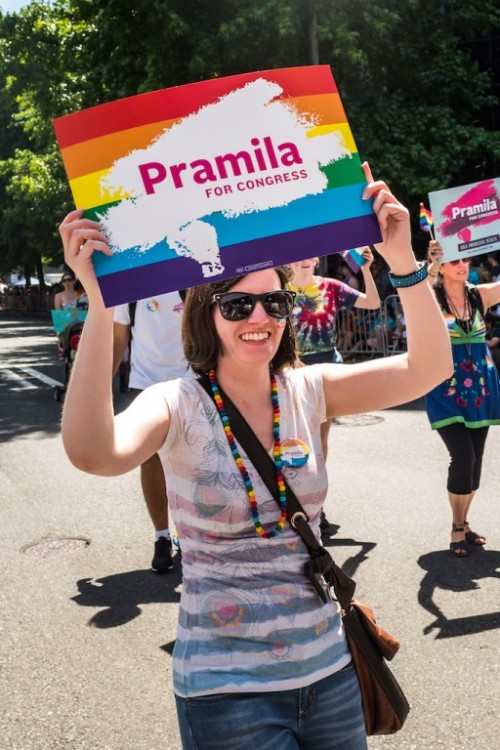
1, 312, 499, 750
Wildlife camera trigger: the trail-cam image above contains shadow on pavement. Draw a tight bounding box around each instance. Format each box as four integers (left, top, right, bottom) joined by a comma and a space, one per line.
0, 388, 63, 441
417, 546, 500, 638
321, 528, 377, 579
71, 557, 182, 628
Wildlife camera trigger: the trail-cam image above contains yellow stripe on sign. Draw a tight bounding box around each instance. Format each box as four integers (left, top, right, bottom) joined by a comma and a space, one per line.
69, 169, 133, 208
306, 123, 357, 154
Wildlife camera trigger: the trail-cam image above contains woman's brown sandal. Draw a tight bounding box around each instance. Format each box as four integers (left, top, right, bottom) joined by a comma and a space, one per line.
449, 524, 470, 557
464, 521, 486, 546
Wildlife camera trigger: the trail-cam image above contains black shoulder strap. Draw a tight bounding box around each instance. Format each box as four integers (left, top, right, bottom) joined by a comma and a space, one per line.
128, 300, 137, 329
197, 375, 356, 608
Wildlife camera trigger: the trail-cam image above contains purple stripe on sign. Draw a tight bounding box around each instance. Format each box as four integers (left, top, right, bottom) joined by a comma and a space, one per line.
98, 214, 381, 307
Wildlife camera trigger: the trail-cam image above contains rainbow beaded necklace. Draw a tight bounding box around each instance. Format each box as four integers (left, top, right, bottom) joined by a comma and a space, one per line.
208, 369, 287, 538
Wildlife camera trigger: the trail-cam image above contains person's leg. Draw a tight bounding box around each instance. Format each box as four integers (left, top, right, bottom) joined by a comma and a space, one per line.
141, 452, 173, 573
463, 427, 489, 545
320, 420, 332, 462
298, 664, 367, 750
141, 452, 169, 529
436, 424, 476, 557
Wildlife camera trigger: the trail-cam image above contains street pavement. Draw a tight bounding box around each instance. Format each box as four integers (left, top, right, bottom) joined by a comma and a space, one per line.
1, 313, 499, 750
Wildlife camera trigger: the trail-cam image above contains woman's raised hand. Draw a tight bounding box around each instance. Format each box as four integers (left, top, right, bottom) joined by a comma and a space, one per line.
58, 209, 113, 301
360, 246, 374, 267
427, 240, 444, 264
361, 162, 415, 275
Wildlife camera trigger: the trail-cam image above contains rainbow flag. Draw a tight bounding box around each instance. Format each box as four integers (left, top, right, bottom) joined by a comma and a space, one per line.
53, 66, 382, 307
340, 248, 367, 273
419, 203, 434, 233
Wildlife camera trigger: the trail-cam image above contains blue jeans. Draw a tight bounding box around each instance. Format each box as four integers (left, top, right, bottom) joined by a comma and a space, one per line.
175, 663, 367, 750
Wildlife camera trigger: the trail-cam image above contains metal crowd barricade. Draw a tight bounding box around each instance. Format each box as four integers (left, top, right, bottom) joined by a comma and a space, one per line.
336, 294, 406, 359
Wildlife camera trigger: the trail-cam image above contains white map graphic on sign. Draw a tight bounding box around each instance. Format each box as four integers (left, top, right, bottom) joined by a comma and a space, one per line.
99, 78, 350, 277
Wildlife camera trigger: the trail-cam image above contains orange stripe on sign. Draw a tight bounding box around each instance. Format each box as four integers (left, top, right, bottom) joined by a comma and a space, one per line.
287, 93, 347, 126
60, 118, 181, 180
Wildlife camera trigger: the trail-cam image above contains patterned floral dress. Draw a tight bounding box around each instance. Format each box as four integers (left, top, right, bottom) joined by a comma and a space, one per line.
425, 300, 500, 430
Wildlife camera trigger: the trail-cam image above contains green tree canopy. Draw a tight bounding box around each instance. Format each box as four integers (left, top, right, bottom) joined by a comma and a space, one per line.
0, 0, 498, 280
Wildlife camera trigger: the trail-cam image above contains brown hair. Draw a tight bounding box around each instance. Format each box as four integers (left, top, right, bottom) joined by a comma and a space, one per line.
182, 267, 299, 375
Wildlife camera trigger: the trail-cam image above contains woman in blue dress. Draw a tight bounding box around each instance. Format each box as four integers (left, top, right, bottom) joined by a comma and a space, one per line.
426, 241, 500, 556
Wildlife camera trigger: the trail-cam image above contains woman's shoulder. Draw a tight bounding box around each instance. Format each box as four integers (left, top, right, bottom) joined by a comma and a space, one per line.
279, 364, 324, 392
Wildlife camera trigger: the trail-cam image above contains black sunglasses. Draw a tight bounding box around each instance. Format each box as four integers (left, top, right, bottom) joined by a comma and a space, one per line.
212, 290, 296, 321
62, 277, 74, 282
449, 258, 471, 266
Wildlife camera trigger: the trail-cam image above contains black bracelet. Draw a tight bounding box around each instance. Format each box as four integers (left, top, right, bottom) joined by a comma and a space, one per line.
388, 264, 428, 288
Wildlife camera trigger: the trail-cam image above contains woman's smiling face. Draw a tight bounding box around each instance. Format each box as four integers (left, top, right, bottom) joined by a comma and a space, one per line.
213, 269, 287, 368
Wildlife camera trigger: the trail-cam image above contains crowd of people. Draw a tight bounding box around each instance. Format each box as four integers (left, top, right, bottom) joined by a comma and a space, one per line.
0, 275, 89, 314
0, 283, 53, 314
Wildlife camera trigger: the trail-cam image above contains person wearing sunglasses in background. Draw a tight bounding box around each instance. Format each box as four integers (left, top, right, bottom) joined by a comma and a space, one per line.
426, 240, 500, 557
54, 271, 88, 311
54, 272, 79, 310
58, 165, 451, 750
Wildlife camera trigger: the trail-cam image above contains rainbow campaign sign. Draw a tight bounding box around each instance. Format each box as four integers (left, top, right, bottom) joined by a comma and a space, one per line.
428, 178, 500, 262
53, 65, 381, 306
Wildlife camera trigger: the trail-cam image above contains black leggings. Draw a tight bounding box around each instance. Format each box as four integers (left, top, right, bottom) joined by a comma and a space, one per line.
436, 423, 489, 495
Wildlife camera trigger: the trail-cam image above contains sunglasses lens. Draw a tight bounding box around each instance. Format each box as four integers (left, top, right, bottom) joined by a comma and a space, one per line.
450, 258, 470, 265
219, 294, 254, 321
216, 291, 294, 321
263, 291, 294, 318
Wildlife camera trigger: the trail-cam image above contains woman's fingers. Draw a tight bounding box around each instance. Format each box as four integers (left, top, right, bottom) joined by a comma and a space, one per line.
59, 210, 111, 260
376, 200, 410, 236
362, 161, 374, 183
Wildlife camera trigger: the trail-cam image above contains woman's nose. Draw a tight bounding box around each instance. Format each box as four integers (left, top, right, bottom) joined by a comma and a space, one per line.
247, 301, 269, 321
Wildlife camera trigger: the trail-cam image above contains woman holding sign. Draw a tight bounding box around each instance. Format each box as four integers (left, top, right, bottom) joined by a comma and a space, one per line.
426, 241, 500, 557
58, 165, 451, 750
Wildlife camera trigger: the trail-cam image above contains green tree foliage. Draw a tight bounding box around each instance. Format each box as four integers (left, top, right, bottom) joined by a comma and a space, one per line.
0, 0, 498, 279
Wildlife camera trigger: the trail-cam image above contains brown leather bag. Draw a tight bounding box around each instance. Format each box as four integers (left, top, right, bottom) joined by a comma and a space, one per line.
343, 600, 409, 734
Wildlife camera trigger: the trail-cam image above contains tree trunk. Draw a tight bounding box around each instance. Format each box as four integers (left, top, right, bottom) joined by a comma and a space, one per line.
23, 263, 32, 288
308, 11, 319, 65
35, 253, 46, 291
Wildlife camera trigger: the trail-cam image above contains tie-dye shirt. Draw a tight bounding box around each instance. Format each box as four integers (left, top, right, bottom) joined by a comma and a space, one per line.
289, 277, 360, 356
157, 366, 350, 697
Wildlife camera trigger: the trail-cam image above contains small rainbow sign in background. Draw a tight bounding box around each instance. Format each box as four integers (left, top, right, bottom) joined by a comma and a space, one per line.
53, 65, 381, 307
428, 178, 500, 262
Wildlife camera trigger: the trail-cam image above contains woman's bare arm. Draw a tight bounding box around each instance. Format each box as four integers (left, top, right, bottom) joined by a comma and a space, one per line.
58, 210, 170, 476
